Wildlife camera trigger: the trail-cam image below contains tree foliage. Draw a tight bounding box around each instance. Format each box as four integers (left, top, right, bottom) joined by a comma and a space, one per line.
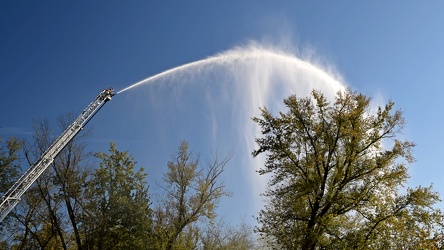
0, 136, 23, 195
200, 218, 257, 250
1, 115, 93, 250
53, 113, 92, 250
0, 136, 24, 240
154, 141, 232, 250
82, 142, 153, 250
252, 89, 444, 249
1, 123, 254, 249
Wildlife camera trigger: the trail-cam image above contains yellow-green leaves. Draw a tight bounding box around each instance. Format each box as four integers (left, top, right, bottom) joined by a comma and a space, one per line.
253, 89, 443, 249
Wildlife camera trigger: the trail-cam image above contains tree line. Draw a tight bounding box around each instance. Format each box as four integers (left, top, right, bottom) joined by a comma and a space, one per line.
2, 89, 444, 249
0, 115, 254, 249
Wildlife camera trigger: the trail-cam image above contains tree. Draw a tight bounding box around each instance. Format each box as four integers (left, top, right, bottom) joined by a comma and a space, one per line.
4, 118, 68, 250
0, 136, 23, 195
3, 115, 93, 250
0, 136, 24, 244
82, 142, 152, 250
199, 219, 257, 250
153, 141, 232, 250
52, 113, 93, 250
252, 89, 444, 249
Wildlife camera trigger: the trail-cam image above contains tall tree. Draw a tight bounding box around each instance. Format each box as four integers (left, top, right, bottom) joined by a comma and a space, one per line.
252, 89, 444, 249
82, 142, 152, 250
153, 141, 232, 250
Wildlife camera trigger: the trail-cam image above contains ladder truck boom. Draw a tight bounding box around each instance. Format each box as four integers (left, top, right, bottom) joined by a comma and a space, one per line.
0, 88, 116, 223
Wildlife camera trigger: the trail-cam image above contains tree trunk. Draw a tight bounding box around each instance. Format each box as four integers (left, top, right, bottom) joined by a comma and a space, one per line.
65, 197, 82, 250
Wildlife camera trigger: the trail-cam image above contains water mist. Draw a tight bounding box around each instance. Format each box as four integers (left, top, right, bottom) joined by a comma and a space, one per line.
117, 44, 346, 222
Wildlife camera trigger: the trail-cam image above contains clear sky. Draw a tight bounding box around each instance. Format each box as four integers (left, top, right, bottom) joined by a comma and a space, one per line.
2, 1, 444, 226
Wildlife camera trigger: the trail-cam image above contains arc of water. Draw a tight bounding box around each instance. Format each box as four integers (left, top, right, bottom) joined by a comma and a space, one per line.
115, 45, 347, 218
117, 47, 344, 95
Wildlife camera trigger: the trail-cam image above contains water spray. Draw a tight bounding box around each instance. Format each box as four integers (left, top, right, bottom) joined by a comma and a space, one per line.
116, 47, 344, 95
0, 45, 347, 226
113, 45, 346, 216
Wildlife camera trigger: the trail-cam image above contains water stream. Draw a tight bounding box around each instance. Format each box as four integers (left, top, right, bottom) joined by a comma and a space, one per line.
116, 44, 346, 220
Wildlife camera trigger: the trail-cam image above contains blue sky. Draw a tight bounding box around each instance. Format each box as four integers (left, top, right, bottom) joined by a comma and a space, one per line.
2, 1, 444, 225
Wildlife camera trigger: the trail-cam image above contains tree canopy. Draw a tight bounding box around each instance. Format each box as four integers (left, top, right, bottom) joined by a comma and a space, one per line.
1, 131, 253, 249
82, 142, 153, 250
252, 89, 444, 249
0, 136, 23, 196
153, 141, 232, 250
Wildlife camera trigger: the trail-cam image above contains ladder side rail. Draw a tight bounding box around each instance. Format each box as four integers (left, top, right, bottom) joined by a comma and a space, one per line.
0, 95, 109, 222
0, 127, 82, 220
0, 88, 114, 223
0, 199, 20, 223
40, 96, 104, 159
1, 98, 104, 201
43, 123, 81, 160
6, 124, 82, 200
77, 97, 109, 128
0, 158, 54, 222
41, 123, 80, 160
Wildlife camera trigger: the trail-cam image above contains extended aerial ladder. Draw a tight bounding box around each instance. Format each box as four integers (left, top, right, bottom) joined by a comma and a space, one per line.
0, 88, 116, 223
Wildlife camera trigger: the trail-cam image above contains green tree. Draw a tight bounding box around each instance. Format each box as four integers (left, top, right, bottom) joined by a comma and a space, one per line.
0, 136, 23, 195
153, 141, 232, 250
2, 118, 68, 250
0, 136, 24, 245
3, 115, 93, 250
252, 89, 444, 249
82, 142, 152, 250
